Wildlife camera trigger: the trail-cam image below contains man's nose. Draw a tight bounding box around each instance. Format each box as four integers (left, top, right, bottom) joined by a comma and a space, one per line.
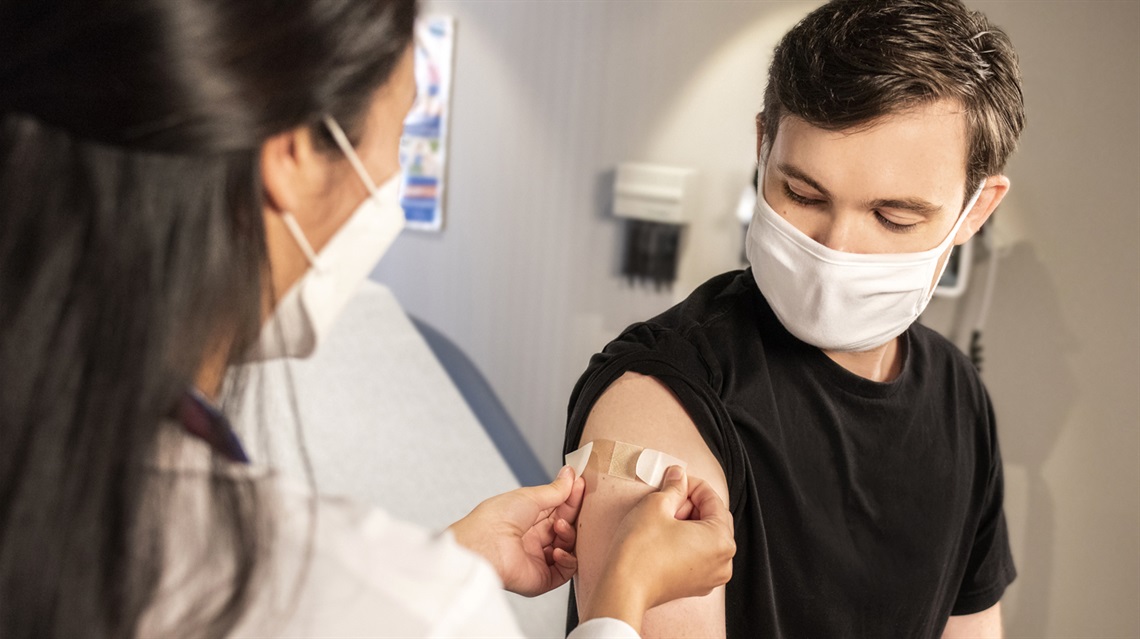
810, 212, 860, 253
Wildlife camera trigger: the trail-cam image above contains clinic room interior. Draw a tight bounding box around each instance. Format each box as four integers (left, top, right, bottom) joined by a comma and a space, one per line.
261, 2, 1140, 637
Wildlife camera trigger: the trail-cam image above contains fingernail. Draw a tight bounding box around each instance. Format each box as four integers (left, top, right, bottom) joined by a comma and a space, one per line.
557, 465, 572, 480
665, 466, 684, 482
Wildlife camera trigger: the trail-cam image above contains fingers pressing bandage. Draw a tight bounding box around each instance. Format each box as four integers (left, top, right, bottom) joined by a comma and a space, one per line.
564, 440, 687, 489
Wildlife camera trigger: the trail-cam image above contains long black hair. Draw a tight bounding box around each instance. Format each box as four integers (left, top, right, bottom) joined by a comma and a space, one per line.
0, 1, 416, 636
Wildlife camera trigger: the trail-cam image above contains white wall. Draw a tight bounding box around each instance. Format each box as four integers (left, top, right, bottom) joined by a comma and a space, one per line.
373, 1, 1140, 635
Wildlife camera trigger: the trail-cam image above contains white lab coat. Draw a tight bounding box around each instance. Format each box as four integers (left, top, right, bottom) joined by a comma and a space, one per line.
136, 427, 636, 638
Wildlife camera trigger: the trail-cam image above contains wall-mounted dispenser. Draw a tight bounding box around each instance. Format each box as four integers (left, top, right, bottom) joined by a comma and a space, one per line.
613, 163, 696, 289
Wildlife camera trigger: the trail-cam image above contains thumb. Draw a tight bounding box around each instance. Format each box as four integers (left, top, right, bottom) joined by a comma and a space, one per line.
517, 465, 575, 510
656, 465, 689, 508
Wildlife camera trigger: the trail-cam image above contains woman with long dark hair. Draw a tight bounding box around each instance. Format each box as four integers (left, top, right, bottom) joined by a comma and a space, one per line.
0, 0, 735, 637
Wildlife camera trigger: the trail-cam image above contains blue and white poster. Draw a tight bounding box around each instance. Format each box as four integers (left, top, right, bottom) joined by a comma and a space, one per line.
400, 15, 455, 232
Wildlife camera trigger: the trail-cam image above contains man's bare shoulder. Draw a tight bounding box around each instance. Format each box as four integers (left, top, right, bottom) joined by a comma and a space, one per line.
573, 372, 730, 638
577, 371, 728, 502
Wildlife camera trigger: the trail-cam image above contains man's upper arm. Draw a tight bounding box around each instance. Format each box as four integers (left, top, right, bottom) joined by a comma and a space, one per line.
942, 602, 1002, 638
573, 371, 730, 638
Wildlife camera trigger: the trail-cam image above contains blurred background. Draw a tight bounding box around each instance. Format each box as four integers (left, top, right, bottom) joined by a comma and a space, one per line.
366, 1, 1139, 636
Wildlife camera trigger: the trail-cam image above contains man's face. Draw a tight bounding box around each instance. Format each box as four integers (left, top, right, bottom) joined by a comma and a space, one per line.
762, 99, 973, 256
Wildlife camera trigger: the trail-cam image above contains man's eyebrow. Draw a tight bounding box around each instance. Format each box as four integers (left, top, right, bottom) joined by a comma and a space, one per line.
867, 197, 943, 217
776, 162, 832, 198
778, 161, 945, 216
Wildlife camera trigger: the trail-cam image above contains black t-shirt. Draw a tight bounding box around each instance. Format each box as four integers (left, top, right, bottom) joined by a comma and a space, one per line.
563, 269, 1016, 638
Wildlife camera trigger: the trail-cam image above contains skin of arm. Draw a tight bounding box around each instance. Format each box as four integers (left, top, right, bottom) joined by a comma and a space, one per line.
942, 602, 1002, 638
449, 445, 734, 635
574, 372, 731, 638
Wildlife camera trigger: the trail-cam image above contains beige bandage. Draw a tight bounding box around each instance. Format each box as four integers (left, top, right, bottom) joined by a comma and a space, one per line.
564, 439, 687, 489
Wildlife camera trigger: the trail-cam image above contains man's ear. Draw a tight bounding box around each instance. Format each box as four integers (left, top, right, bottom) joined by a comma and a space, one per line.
260, 125, 322, 216
954, 175, 1010, 246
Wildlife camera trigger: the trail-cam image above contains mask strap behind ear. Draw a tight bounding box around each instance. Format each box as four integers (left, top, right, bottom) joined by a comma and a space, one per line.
957, 182, 986, 226
322, 115, 381, 194
280, 211, 322, 272
923, 181, 987, 305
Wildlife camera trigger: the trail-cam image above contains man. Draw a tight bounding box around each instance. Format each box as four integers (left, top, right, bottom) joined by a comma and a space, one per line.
563, 1, 1024, 637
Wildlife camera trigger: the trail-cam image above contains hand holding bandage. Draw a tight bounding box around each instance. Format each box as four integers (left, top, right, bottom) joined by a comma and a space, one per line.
448, 438, 733, 635
572, 440, 736, 634
449, 465, 586, 597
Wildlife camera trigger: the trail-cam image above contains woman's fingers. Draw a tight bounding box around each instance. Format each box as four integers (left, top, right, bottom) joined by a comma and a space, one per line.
552, 546, 577, 579
674, 497, 696, 521
554, 474, 586, 525
688, 478, 733, 532
655, 466, 689, 508
516, 465, 575, 517
552, 517, 576, 552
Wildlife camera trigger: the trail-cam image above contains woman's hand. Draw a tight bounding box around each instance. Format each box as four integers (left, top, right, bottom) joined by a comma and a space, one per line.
579, 466, 736, 633
448, 466, 586, 597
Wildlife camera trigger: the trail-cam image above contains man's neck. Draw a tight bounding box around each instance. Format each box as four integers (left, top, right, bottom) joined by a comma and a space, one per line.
823, 336, 905, 383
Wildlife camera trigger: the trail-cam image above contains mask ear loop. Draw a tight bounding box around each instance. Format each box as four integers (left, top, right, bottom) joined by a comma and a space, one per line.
946, 182, 986, 244
276, 116, 380, 276
280, 212, 323, 273
923, 182, 987, 306
322, 115, 381, 194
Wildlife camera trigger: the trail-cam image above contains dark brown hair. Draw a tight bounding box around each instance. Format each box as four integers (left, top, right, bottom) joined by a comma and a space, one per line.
760, 0, 1025, 194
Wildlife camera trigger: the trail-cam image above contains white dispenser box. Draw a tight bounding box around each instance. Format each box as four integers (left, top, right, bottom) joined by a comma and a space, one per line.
613, 163, 696, 224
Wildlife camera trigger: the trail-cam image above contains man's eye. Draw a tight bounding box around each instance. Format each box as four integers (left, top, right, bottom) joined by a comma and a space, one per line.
783, 183, 823, 206
874, 212, 919, 233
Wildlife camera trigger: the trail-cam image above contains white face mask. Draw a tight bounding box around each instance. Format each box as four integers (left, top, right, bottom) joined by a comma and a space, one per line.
252, 116, 405, 360
745, 177, 983, 353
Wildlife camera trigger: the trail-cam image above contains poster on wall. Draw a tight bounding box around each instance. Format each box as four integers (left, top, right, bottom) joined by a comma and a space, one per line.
399, 15, 455, 232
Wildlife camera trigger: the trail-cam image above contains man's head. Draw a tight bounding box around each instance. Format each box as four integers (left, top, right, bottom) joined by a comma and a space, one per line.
757, 0, 1024, 255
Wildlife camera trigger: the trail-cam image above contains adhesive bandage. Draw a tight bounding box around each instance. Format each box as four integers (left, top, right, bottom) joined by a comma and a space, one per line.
564, 439, 687, 489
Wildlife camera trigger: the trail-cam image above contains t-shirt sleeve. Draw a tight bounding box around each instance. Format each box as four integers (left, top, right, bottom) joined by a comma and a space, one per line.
562, 322, 745, 508
951, 388, 1018, 616
561, 322, 748, 635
